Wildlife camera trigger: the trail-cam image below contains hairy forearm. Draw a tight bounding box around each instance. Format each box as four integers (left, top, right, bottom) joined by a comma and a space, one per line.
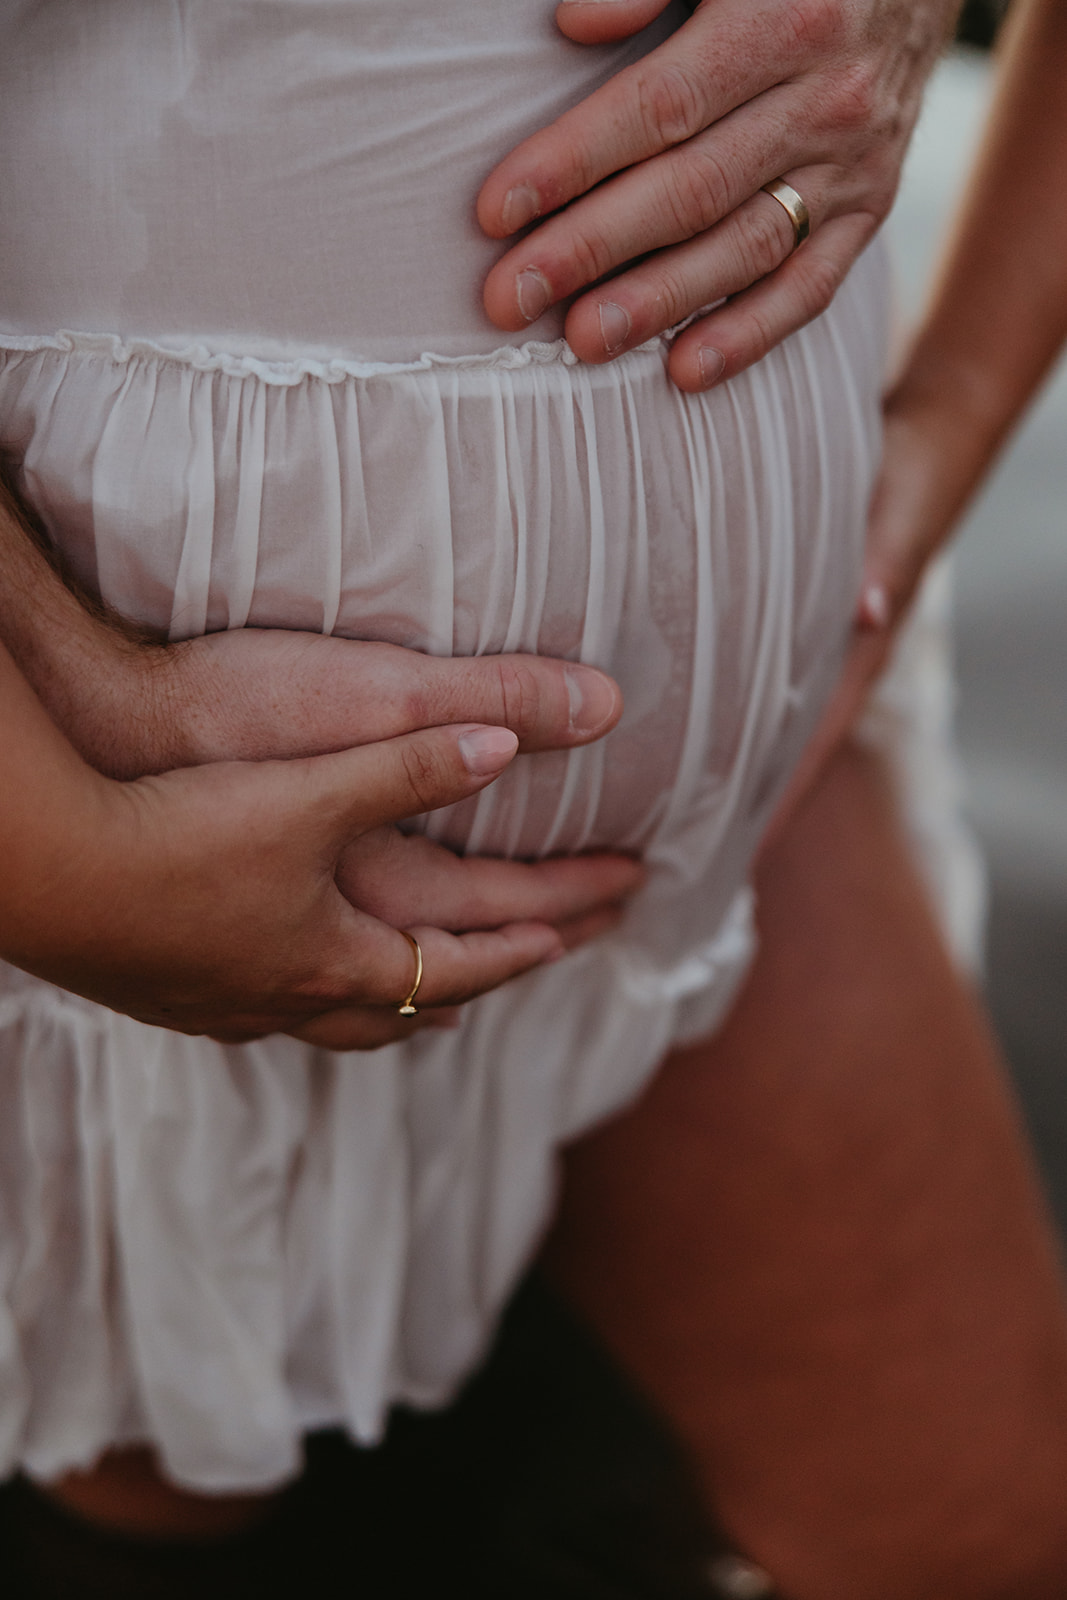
888, 0, 1067, 530
0, 470, 182, 775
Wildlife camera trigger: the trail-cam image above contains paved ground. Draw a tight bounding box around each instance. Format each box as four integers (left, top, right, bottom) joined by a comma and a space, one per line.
890, 50, 1067, 1229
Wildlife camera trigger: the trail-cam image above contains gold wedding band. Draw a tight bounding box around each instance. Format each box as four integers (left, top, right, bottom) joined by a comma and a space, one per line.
397, 931, 424, 1017
761, 179, 811, 250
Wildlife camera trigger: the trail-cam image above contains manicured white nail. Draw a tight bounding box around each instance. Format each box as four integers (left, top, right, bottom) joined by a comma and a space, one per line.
516, 267, 550, 323
598, 300, 631, 354
458, 726, 519, 775
698, 347, 725, 388
502, 184, 541, 233
861, 583, 890, 629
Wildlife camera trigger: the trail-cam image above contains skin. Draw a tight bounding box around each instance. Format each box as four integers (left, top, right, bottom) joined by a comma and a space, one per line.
13, 0, 1057, 1556
547, 739, 1067, 1600
776, 0, 1067, 822
543, 8, 1067, 1591
478, 0, 962, 390
0, 637, 640, 1046
0, 481, 642, 1048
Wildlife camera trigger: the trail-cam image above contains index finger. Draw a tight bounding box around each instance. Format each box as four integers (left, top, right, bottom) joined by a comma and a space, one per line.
379, 650, 623, 750
476, 0, 805, 237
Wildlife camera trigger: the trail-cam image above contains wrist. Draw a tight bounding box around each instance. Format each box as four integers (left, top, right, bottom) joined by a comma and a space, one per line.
881, 349, 1015, 539
0, 469, 200, 777
14, 603, 188, 779
0, 640, 125, 973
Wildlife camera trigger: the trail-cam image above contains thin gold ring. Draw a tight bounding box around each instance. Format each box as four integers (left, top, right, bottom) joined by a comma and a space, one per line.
761, 179, 811, 250
397, 931, 424, 1017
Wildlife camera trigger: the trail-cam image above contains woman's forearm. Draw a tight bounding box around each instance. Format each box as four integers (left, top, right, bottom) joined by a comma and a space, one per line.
888, 0, 1067, 534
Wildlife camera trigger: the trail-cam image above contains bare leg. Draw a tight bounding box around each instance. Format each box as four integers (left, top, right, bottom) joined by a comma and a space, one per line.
543, 741, 1067, 1599
43, 1447, 277, 1540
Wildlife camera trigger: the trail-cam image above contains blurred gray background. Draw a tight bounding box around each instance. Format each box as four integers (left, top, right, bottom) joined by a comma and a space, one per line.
891, 32, 1067, 1228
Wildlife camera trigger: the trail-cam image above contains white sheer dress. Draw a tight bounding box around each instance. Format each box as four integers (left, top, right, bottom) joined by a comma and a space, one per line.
0, 0, 957, 1493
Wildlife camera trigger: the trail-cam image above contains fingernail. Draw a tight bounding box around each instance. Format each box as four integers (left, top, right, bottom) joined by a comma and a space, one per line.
698, 347, 725, 388
516, 267, 550, 323
860, 583, 890, 629
458, 725, 519, 775
564, 665, 619, 737
598, 299, 631, 355
502, 183, 541, 233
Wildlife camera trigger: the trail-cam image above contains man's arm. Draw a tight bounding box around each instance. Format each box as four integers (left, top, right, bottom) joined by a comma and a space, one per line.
0, 470, 621, 777
479, 0, 962, 390
2, 629, 619, 1042
0, 477, 641, 1048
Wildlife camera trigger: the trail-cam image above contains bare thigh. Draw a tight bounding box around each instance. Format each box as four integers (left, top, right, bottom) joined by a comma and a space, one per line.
543, 739, 1067, 1600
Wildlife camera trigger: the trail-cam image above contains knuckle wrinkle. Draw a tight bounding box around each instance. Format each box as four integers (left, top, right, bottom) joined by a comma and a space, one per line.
639, 62, 706, 151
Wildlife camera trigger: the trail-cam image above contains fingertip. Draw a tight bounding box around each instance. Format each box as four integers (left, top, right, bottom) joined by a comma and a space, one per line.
508, 919, 568, 965
667, 341, 722, 394
481, 256, 541, 332
564, 663, 624, 740
555, 0, 666, 46
857, 582, 891, 631
457, 724, 519, 776
616, 854, 646, 893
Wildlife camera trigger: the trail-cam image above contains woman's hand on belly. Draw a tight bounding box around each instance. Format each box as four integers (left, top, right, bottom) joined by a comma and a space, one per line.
479, 0, 958, 389
0, 491, 640, 1046
3, 643, 641, 1046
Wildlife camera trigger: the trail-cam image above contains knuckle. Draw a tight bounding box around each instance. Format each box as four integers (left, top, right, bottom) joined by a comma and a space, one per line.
777, 0, 845, 55
744, 205, 791, 281
645, 263, 693, 331
495, 658, 547, 742
399, 738, 448, 811
665, 146, 732, 234
568, 224, 616, 286
797, 251, 842, 319
826, 62, 879, 132
397, 682, 431, 730
290, 955, 352, 1010
741, 302, 779, 366
637, 62, 707, 151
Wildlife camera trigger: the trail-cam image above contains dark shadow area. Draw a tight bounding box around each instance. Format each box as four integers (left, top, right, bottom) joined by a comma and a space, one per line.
985, 887, 1067, 1237
1, 1278, 746, 1600
956, 0, 1011, 49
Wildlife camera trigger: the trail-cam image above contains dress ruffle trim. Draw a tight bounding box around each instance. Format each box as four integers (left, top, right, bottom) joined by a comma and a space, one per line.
0, 327, 672, 385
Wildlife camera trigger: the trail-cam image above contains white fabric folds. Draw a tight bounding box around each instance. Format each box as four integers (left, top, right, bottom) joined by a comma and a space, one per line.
0, 257, 886, 1488
0, 0, 894, 1491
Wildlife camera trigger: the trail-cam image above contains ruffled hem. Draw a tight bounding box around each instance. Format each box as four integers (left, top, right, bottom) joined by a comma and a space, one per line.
0, 326, 677, 386
0, 895, 755, 1492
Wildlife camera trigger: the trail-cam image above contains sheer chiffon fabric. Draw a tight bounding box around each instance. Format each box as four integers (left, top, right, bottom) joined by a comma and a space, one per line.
0, 1, 901, 1489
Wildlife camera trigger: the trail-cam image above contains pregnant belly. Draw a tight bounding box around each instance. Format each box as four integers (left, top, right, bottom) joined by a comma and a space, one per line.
0, 0, 686, 364
0, 243, 886, 926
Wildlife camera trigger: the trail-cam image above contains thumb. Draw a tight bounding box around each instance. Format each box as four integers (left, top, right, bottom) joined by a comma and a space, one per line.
308, 722, 520, 840
555, 0, 674, 45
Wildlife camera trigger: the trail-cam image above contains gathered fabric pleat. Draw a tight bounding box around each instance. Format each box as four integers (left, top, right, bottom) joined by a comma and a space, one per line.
0, 243, 891, 1490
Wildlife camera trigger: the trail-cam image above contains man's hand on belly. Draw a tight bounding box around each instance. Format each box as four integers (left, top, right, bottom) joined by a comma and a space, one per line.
479, 0, 960, 389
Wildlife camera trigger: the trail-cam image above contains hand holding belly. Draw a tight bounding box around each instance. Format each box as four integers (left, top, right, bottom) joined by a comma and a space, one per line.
0, 492, 640, 1048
